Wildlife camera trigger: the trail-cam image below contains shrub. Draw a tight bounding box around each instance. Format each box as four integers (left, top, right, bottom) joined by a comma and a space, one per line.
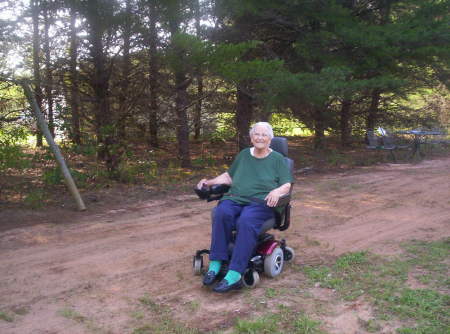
0, 126, 31, 171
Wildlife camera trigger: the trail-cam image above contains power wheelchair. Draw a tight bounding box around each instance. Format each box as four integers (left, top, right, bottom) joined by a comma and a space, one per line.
193, 137, 295, 288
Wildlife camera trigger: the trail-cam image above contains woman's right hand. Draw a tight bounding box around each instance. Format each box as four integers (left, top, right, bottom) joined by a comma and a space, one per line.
197, 178, 208, 190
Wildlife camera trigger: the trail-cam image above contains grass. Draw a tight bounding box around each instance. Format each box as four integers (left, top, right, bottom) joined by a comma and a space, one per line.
187, 300, 200, 313
58, 307, 107, 333
402, 239, 450, 288
301, 239, 450, 334
132, 323, 199, 334
233, 307, 325, 334
131, 295, 200, 334
0, 311, 14, 322
58, 307, 87, 323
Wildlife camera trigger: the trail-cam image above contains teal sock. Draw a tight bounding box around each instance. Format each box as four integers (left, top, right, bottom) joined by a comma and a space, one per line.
208, 260, 221, 274
224, 270, 241, 285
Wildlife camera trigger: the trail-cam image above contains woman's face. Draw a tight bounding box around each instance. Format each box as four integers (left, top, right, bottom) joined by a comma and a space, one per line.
250, 125, 271, 150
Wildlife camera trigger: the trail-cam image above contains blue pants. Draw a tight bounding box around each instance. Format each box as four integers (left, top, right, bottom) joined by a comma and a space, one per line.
210, 199, 275, 274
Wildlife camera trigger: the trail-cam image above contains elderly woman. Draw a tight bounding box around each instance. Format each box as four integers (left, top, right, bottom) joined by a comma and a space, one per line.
197, 122, 292, 293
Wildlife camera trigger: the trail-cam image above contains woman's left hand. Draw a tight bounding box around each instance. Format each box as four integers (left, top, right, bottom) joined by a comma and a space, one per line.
265, 183, 291, 207
265, 189, 283, 207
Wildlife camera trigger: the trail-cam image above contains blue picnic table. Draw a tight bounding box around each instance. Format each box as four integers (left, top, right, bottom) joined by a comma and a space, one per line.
396, 129, 445, 158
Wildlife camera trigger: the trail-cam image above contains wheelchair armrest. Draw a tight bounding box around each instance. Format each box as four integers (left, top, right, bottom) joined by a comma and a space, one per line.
194, 184, 230, 201
210, 184, 231, 195
278, 204, 291, 231
275, 193, 291, 208
273, 193, 292, 231
194, 187, 209, 200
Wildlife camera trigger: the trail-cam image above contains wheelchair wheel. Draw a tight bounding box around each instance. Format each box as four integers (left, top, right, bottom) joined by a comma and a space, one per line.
264, 247, 284, 278
193, 255, 203, 276
283, 246, 295, 262
243, 269, 260, 288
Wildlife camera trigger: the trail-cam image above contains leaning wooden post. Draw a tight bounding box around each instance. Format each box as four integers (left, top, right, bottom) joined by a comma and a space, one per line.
21, 80, 86, 211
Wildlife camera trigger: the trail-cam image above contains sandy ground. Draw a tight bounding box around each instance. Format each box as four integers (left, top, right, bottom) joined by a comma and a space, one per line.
0, 157, 449, 334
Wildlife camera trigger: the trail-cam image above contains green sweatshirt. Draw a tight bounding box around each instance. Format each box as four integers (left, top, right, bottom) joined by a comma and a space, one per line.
222, 148, 292, 205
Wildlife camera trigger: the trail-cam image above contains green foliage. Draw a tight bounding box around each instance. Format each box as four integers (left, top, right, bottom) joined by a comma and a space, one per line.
42, 166, 89, 187
218, 0, 450, 142
211, 41, 261, 67
0, 126, 31, 171
23, 189, 46, 209
43, 167, 63, 185
209, 113, 236, 143
215, 58, 284, 84
71, 144, 97, 157
325, 150, 352, 167
167, 33, 210, 73
270, 113, 312, 136
33, 148, 54, 162
116, 159, 159, 183
192, 154, 216, 167
210, 41, 284, 84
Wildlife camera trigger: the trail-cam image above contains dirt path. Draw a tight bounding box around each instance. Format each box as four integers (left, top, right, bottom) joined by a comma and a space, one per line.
1, 157, 449, 334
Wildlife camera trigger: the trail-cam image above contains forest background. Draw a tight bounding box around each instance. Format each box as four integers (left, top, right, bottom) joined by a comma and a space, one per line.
0, 0, 449, 209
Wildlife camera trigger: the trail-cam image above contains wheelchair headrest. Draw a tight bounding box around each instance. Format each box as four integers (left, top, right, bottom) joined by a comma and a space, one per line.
270, 137, 288, 157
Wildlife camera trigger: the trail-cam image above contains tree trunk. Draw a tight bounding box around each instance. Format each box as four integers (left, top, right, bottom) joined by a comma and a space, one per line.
313, 107, 325, 150
175, 75, 191, 167
69, 6, 81, 145
194, 77, 203, 140
31, 0, 44, 147
366, 89, 381, 132
168, 5, 191, 168
118, 0, 132, 146
147, 0, 159, 148
236, 84, 253, 151
85, 0, 118, 175
193, 0, 203, 140
43, 2, 55, 138
340, 99, 352, 147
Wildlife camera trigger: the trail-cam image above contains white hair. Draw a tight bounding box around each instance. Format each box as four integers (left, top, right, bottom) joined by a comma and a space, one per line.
249, 122, 274, 139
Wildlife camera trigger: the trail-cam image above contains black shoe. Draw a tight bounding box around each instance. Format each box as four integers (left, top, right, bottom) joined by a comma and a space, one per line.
202, 271, 218, 286
213, 278, 243, 293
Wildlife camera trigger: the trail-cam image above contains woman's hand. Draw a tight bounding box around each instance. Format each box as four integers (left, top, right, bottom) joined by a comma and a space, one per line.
265, 183, 291, 207
265, 188, 283, 207
197, 172, 232, 190
197, 178, 209, 190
